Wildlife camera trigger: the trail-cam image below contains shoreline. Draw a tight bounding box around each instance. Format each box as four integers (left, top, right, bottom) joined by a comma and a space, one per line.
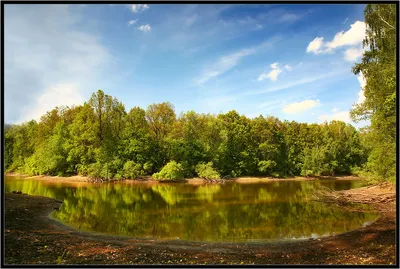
4, 172, 361, 185
4, 182, 396, 265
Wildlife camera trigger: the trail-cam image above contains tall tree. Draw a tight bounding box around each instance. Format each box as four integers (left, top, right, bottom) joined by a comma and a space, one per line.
351, 4, 396, 182
145, 102, 176, 141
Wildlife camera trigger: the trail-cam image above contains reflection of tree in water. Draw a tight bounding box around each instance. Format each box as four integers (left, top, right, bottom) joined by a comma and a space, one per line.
196, 185, 221, 202
5, 177, 379, 242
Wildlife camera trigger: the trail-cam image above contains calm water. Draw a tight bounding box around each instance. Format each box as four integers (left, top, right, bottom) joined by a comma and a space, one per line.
4, 176, 379, 243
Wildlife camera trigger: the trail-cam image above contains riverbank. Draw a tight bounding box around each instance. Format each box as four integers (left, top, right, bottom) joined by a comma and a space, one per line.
5, 172, 361, 185
4, 182, 396, 265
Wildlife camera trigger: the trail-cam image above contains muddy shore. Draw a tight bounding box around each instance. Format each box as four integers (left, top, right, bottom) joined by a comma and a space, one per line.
4, 181, 396, 265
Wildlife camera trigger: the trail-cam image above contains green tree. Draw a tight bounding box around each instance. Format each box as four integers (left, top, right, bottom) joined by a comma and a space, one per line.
351, 4, 396, 182
153, 161, 185, 180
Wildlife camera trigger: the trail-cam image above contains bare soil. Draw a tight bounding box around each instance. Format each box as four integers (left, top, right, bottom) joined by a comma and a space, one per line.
4, 182, 396, 265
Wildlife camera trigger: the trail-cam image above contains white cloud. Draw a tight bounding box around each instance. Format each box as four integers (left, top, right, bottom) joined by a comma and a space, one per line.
194, 40, 275, 85
4, 5, 110, 123
131, 4, 149, 13
138, 24, 151, 32
284, 64, 292, 71
307, 21, 366, 55
29, 84, 84, 122
260, 69, 282, 82
196, 48, 255, 84
306, 37, 325, 54
318, 110, 351, 123
332, 107, 339, 113
325, 21, 366, 50
270, 62, 279, 69
283, 99, 320, 114
356, 72, 366, 104
128, 19, 138, 25
246, 69, 347, 97
258, 62, 283, 82
344, 46, 363, 62
357, 72, 366, 89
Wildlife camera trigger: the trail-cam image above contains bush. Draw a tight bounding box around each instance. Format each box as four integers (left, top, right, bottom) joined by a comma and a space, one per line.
143, 161, 154, 174
258, 160, 277, 175
87, 162, 114, 180
76, 164, 89, 176
195, 162, 221, 180
87, 162, 103, 179
114, 173, 123, 180
152, 161, 184, 180
123, 161, 143, 179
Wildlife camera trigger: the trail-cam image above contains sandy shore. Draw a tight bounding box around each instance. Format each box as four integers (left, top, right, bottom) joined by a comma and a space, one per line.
4, 182, 396, 265
5, 173, 361, 185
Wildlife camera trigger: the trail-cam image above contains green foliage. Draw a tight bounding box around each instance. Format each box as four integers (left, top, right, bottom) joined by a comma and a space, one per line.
301, 146, 329, 176
87, 162, 105, 179
153, 161, 185, 180
258, 160, 277, 175
349, 4, 396, 183
123, 161, 143, 179
195, 162, 221, 180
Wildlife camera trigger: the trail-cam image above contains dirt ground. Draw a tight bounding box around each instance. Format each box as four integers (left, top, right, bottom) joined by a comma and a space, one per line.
3, 181, 397, 265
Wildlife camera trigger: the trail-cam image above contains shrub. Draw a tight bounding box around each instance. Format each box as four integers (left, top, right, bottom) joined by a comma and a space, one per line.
87, 162, 114, 180
258, 160, 277, 175
143, 161, 154, 174
195, 162, 221, 180
123, 161, 143, 179
76, 164, 89, 176
152, 161, 184, 180
114, 173, 123, 180
87, 162, 103, 179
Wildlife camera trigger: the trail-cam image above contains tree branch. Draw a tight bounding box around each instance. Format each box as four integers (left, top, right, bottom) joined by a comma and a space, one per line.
379, 14, 395, 30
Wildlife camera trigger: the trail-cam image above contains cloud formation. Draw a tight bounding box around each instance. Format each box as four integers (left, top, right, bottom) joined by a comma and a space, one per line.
306, 37, 325, 54
29, 84, 85, 122
356, 72, 366, 104
4, 5, 110, 123
283, 99, 320, 114
306, 21, 366, 56
195, 39, 274, 85
131, 4, 149, 13
325, 21, 366, 50
196, 48, 256, 85
138, 24, 151, 32
318, 110, 351, 123
344, 46, 363, 62
128, 19, 138, 25
258, 62, 283, 82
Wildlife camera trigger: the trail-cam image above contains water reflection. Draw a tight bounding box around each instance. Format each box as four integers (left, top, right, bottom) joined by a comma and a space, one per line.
4, 177, 378, 242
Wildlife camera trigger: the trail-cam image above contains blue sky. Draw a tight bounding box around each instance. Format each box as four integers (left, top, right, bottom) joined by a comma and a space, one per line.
4, 4, 368, 127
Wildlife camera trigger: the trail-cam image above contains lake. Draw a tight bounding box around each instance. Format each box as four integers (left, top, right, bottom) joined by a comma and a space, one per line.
4, 176, 379, 243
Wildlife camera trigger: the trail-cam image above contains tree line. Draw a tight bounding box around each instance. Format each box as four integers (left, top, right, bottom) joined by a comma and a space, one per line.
4, 91, 367, 180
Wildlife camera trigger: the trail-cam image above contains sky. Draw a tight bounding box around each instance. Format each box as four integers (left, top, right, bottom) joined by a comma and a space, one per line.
4, 4, 369, 127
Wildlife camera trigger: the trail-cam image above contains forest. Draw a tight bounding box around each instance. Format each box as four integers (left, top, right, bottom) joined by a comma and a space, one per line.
4, 4, 396, 184
2, 96, 371, 181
